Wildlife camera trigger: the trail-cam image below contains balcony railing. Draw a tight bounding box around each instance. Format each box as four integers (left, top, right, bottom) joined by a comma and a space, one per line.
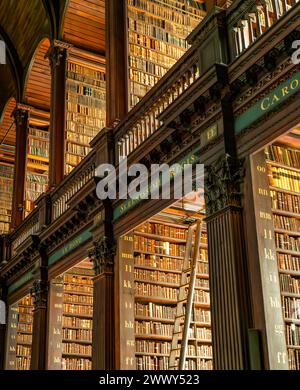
228, 0, 300, 58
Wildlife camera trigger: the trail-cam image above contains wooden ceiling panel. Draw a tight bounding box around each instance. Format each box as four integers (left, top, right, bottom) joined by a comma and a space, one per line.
63, 0, 105, 53
0, 0, 49, 67
0, 98, 16, 147
24, 39, 51, 111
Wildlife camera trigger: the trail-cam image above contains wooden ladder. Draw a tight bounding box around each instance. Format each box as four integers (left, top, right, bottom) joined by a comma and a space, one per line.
168, 220, 203, 370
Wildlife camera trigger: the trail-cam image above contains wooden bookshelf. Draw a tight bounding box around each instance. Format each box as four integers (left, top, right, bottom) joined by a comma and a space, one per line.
127, 0, 205, 109
65, 60, 106, 174
119, 218, 212, 370
47, 260, 94, 370
5, 295, 34, 370
265, 144, 300, 370
24, 124, 49, 217
0, 160, 14, 233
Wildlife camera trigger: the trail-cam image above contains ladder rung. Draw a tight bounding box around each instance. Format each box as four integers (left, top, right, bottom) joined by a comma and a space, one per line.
177, 298, 187, 303
170, 348, 181, 352
173, 331, 183, 335
183, 268, 192, 273
175, 314, 185, 319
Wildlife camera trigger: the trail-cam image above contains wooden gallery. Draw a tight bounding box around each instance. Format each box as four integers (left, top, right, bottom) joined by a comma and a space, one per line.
0, 0, 300, 371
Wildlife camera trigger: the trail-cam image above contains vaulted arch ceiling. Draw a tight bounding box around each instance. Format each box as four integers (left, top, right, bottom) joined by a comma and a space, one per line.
61, 0, 105, 53
23, 39, 51, 111
0, 98, 16, 148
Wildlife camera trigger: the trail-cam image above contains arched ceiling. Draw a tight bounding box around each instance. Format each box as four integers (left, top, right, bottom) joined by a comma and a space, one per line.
0, 98, 16, 148
23, 39, 51, 111
62, 0, 105, 53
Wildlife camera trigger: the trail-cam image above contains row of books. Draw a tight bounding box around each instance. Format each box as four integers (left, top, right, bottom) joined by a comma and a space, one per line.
62, 328, 92, 341
64, 275, 93, 285
15, 357, 31, 370
16, 345, 31, 356
194, 289, 210, 305
66, 102, 104, 118
17, 334, 32, 344
64, 285, 93, 294
134, 269, 180, 284
66, 154, 82, 169
61, 358, 92, 371
280, 274, 300, 294
66, 93, 106, 107
66, 112, 104, 129
28, 127, 49, 140
276, 233, 300, 252
286, 324, 300, 346
194, 308, 211, 324
67, 62, 105, 82
62, 317, 92, 329
271, 190, 300, 213
135, 282, 177, 299
266, 145, 300, 169
135, 253, 183, 270
273, 215, 300, 232
63, 304, 93, 316
27, 143, 49, 158
136, 222, 187, 239
196, 278, 210, 289
64, 293, 93, 305
134, 237, 186, 256
0, 163, 14, 178
17, 323, 33, 333
135, 302, 175, 319
196, 327, 212, 341
18, 314, 33, 324
278, 254, 300, 272
0, 222, 10, 232
135, 321, 173, 336
130, 69, 160, 88
0, 178, 13, 193
18, 306, 33, 314
66, 83, 105, 97
129, 56, 167, 78
66, 132, 93, 146
136, 356, 169, 370
283, 297, 300, 321
268, 166, 300, 192
128, 0, 204, 25
136, 340, 170, 354
63, 343, 92, 355
66, 143, 90, 157
289, 349, 300, 370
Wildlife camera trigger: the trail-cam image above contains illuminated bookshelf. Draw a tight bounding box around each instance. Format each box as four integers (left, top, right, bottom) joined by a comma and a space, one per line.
127, 0, 206, 109
65, 60, 106, 174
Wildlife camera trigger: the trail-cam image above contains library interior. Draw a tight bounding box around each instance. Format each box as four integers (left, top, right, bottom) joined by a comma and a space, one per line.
0, 0, 300, 371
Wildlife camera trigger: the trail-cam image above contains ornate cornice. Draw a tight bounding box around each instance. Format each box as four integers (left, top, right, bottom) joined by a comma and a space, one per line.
205, 154, 244, 215
88, 236, 116, 275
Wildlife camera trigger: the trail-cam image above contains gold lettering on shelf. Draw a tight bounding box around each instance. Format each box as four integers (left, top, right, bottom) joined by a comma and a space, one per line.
57, 315, 62, 323
270, 296, 281, 308
277, 352, 287, 364
264, 248, 276, 261
56, 343, 61, 349
256, 165, 266, 173
56, 293, 63, 298
269, 273, 277, 283
260, 211, 272, 220
258, 188, 269, 196
12, 313, 17, 320
9, 361, 15, 366
126, 357, 135, 366
123, 236, 133, 242
10, 323, 16, 329
53, 328, 61, 335
125, 320, 134, 329
125, 302, 133, 309
9, 346, 15, 352
54, 357, 61, 363
54, 303, 63, 309
264, 229, 273, 240
123, 280, 133, 289
125, 264, 133, 273
126, 340, 135, 347
11, 334, 15, 340
274, 324, 285, 335
122, 253, 134, 259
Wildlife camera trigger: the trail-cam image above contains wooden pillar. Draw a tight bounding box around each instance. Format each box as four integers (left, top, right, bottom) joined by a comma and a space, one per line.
0, 280, 7, 370
30, 240, 48, 370
47, 41, 69, 188
205, 156, 252, 369
11, 107, 29, 229
89, 210, 115, 370
106, 0, 128, 126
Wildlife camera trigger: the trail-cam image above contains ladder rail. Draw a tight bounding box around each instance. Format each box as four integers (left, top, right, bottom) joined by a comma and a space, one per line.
179, 220, 203, 370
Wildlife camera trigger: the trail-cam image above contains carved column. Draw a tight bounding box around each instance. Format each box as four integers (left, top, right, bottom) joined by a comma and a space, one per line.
89, 232, 116, 369
11, 107, 29, 228
205, 155, 252, 369
0, 280, 7, 370
47, 41, 70, 188
106, 0, 128, 126
30, 239, 48, 370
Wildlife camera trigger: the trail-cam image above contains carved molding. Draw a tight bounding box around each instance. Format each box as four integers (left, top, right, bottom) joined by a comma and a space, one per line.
205, 154, 244, 215
30, 279, 48, 309
13, 108, 28, 127
88, 236, 116, 276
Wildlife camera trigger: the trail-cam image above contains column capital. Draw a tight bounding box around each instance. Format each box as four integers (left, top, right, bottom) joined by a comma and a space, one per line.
46, 41, 71, 68
30, 279, 48, 310
89, 236, 116, 276
12, 106, 29, 125
205, 154, 244, 215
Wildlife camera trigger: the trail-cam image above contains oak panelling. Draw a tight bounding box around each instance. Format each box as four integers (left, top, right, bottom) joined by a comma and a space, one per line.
62, 0, 105, 53
0, 98, 16, 147
24, 39, 51, 111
